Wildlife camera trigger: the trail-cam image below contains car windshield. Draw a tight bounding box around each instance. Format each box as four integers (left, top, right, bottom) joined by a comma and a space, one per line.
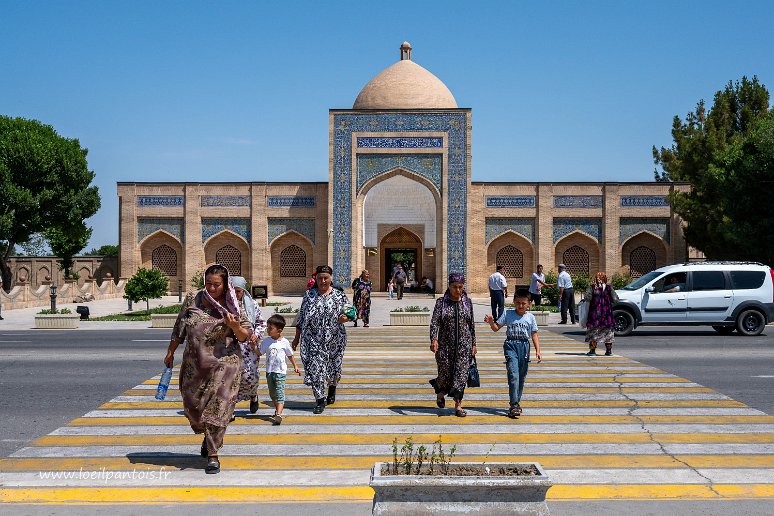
620, 271, 663, 291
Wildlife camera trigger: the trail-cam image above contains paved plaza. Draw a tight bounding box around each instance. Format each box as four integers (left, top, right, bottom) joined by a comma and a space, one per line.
2, 297, 774, 511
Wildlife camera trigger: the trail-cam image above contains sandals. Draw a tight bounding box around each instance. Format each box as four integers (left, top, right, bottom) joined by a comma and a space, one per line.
436, 396, 445, 409
508, 404, 522, 418
313, 398, 326, 414
205, 456, 220, 474
273, 413, 284, 426
454, 408, 467, 418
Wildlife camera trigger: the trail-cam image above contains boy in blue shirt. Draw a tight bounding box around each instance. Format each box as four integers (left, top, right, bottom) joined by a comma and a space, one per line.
484, 289, 542, 418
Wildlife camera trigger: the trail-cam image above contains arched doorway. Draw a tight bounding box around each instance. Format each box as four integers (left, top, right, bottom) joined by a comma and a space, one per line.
380, 227, 422, 291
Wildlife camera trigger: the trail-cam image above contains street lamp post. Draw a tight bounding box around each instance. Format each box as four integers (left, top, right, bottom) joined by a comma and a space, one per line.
50, 283, 57, 313
178, 280, 183, 302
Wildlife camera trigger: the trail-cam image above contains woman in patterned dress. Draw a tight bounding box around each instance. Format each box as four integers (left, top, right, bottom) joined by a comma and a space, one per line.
163, 264, 251, 474
350, 270, 373, 327
429, 272, 477, 417
231, 276, 267, 414
584, 272, 619, 356
291, 265, 352, 414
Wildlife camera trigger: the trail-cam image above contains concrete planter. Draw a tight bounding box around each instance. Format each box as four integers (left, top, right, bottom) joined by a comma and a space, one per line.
276, 313, 299, 327
34, 314, 80, 329
531, 311, 550, 326
389, 312, 430, 326
370, 461, 552, 515
150, 314, 178, 328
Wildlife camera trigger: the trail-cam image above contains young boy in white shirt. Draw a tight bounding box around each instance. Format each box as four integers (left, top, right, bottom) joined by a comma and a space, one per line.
258, 314, 300, 425
484, 289, 542, 419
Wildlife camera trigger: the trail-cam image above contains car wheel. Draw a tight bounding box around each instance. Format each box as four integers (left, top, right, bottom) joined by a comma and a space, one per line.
614, 310, 635, 337
712, 325, 735, 335
736, 309, 766, 337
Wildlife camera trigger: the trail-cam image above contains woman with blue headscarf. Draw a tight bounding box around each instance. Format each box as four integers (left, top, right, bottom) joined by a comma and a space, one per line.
231, 276, 267, 414
429, 272, 477, 417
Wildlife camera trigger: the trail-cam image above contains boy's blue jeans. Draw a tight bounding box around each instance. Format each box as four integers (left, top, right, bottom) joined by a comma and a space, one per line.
504, 339, 530, 406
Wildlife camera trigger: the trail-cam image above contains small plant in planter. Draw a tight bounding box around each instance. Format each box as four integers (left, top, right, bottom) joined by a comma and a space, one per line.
37, 308, 73, 314
276, 306, 299, 314
390, 305, 430, 313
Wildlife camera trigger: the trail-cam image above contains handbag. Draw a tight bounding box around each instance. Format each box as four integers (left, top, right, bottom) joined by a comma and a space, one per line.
467, 356, 481, 388
578, 299, 589, 328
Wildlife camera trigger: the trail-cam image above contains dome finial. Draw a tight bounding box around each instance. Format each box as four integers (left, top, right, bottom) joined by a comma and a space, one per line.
400, 41, 412, 61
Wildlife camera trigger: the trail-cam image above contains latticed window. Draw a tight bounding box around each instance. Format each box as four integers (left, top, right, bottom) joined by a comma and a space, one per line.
496, 245, 523, 278
280, 245, 306, 277
563, 245, 589, 275
630, 246, 656, 278
216, 245, 242, 276
152, 245, 177, 276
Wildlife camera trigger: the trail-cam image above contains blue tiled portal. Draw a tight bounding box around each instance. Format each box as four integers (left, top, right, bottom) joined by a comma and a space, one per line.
356, 154, 442, 194
356, 137, 443, 148
137, 218, 184, 242
553, 218, 602, 243
333, 113, 467, 286
485, 218, 535, 244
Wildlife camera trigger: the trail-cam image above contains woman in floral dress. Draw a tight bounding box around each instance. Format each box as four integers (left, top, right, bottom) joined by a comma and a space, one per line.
231, 276, 267, 414
429, 272, 477, 417
164, 264, 251, 474
292, 265, 352, 414
350, 270, 372, 327
584, 272, 619, 356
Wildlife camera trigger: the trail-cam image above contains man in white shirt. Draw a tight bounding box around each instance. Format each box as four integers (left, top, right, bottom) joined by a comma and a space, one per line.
528, 264, 553, 306
557, 263, 575, 324
488, 265, 508, 320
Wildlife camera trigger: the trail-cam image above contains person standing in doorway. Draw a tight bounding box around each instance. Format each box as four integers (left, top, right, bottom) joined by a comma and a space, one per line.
528, 264, 553, 307
488, 265, 508, 321
393, 264, 407, 300
557, 263, 576, 324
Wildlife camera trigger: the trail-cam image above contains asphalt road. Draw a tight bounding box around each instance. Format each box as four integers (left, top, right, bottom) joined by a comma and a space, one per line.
0, 329, 168, 457
551, 324, 774, 415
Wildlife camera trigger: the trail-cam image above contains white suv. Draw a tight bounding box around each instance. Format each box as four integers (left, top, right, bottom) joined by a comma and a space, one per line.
614, 262, 774, 336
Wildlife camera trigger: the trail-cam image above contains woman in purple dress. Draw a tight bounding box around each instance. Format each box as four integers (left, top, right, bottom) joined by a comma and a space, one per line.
429, 273, 477, 417
350, 270, 372, 327
584, 272, 619, 356
163, 264, 251, 474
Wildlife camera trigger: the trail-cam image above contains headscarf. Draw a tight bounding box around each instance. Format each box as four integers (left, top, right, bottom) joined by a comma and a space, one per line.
230, 275, 257, 326
202, 263, 240, 319
316, 265, 333, 275
448, 272, 465, 285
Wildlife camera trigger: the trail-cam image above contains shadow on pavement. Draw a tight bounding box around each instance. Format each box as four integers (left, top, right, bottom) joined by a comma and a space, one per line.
127, 452, 204, 470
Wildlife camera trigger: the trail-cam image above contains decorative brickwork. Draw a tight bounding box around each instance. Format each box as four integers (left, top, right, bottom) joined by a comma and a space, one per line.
485, 218, 535, 244
553, 196, 603, 209
553, 218, 602, 243
267, 218, 316, 244
629, 246, 656, 278
563, 245, 590, 275
151, 245, 177, 276
486, 196, 536, 208
202, 218, 251, 243
215, 245, 242, 276
267, 196, 316, 208
201, 196, 250, 207
137, 196, 183, 207
619, 218, 670, 244
621, 196, 669, 207
137, 218, 184, 242
356, 137, 443, 148
279, 245, 307, 277
496, 245, 524, 279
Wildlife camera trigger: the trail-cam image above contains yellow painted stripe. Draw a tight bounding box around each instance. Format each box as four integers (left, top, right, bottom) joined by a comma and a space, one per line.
3, 484, 774, 503
67, 415, 774, 426
6, 454, 774, 472
0, 486, 373, 504
141, 377, 689, 386
547, 483, 774, 500
100, 399, 748, 410
32, 432, 774, 448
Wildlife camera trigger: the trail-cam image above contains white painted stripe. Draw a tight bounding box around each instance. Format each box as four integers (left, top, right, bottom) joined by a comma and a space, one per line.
130, 340, 169, 342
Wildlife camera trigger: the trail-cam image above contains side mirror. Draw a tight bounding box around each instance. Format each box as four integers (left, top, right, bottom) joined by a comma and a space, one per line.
645, 286, 655, 293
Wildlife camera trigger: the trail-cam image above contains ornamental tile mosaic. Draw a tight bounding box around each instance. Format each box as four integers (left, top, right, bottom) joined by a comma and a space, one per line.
268, 218, 316, 244
553, 195, 603, 209
267, 196, 316, 208
137, 218, 184, 242
356, 154, 442, 194
201, 218, 251, 243
137, 196, 183, 207
200, 195, 251, 207
486, 196, 536, 208
620, 196, 670, 207
356, 136, 444, 148
333, 113, 468, 286
620, 218, 670, 244
553, 218, 602, 243
485, 218, 535, 244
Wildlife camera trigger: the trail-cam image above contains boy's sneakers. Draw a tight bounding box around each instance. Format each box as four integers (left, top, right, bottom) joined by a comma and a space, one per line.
272, 413, 283, 426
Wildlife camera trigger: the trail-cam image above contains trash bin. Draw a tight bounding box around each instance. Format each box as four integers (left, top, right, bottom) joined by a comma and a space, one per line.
252, 285, 268, 306
76, 306, 90, 320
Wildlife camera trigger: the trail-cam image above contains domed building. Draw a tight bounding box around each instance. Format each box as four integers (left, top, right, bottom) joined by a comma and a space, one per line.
117, 43, 688, 295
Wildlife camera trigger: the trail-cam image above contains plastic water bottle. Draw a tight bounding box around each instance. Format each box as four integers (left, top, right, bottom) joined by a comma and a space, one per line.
155, 367, 173, 400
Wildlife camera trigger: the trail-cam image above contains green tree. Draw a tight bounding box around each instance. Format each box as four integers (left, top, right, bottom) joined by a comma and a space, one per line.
652, 77, 770, 260
46, 225, 92, 279
124, 267, 169, 314
0, 116, 100, 291
17, 232, 49, 256
87, 244, 119, 256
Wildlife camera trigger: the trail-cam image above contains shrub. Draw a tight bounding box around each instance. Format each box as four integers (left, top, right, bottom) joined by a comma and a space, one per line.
124, 267, 169, 314
572, 272, 591, 293
190, 270, 204, 290
391, 305, 430, 313
37, 308, 73, 314
276, 306, 299, 313
611, 270, 633, 290
541, 270, 560, 306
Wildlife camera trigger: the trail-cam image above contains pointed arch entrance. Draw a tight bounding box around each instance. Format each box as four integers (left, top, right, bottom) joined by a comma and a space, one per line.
379, 227, 422, 291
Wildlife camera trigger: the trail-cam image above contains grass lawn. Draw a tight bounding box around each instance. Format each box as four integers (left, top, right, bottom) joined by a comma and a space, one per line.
91, 304, 182, 321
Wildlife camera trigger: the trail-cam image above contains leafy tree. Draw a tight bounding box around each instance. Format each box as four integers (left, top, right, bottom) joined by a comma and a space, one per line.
0, 116, 100, 291
46, 225, 91, 279
190, 270, 204, 290
124, 267, 169, 314
18, 233, 50, 256
87, 244, 119, 256
652, 77, 771, 261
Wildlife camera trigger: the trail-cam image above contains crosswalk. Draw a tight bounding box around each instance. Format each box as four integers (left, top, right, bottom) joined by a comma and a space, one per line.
3, 326, 774, 506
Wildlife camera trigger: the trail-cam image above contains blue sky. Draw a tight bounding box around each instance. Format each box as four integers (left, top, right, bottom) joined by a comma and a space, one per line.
2, 1, 773, 249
